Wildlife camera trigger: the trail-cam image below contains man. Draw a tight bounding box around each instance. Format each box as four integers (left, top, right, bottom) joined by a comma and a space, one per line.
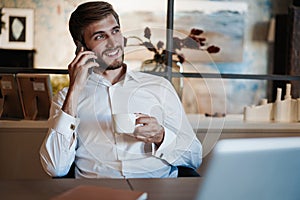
40, 1, 202, 178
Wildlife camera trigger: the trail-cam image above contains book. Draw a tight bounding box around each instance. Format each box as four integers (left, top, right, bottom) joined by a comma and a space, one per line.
51, 185, 147, 200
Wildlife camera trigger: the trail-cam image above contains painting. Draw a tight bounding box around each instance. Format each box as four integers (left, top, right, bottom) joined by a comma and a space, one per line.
174, 1, 248, 63
121, 1, 247, 63
0, 8, 34, 50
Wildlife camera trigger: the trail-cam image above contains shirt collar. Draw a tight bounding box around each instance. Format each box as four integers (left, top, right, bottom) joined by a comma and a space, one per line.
124, 67, 141, 85
88, 63, 141, 87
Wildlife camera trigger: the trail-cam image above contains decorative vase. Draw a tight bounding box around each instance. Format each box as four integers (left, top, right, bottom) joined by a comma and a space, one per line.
141, 59, 184, 99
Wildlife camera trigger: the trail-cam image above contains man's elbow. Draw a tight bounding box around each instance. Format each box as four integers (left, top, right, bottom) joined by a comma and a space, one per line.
39, 151, 70, 177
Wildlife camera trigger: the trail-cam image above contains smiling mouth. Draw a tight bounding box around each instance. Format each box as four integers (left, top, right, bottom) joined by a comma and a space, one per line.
103, 47, 121, 57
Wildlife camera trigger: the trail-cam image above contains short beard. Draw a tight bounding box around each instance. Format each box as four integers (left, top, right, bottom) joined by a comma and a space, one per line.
96, 53, 124, 71
105, 61, 123, 70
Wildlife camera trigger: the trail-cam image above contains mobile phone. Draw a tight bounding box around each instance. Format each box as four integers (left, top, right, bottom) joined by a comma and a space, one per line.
75, 41, 100, 72
75, 40, 87, 55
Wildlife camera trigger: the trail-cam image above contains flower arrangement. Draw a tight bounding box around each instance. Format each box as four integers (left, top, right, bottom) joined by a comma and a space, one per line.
124, 27, 220, 65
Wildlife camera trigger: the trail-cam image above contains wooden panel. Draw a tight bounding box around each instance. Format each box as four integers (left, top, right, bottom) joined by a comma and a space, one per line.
0, 49, 35, 68
0, 128, 49, 179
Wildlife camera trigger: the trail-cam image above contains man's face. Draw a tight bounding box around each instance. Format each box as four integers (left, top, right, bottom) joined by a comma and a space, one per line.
83, 14, 124, 70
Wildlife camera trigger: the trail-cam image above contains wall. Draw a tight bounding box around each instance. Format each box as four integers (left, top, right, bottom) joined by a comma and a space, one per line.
0, 0, 293, 114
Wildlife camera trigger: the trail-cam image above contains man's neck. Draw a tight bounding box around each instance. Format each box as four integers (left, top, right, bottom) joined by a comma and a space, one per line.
95, 65, 126, 85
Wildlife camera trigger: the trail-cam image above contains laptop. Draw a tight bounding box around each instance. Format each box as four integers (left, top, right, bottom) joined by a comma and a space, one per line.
196, 137, 300, 200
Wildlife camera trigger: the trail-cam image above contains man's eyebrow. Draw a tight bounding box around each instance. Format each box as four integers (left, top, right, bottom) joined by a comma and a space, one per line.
91, 26, 120, 37
112, 25, 120, 30
91, 31, 105, 37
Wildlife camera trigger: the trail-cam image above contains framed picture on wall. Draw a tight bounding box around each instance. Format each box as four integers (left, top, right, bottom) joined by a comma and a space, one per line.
0, 8, 34, 50
121, 0, 247, 63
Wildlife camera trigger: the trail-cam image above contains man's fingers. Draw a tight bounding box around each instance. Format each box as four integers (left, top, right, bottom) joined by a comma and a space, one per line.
134, 134, 162, 144
70, 52, 98, 69
136, 115, 156, 125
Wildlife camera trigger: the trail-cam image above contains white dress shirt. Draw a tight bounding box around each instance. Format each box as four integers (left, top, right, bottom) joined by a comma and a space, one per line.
40, 68, 202, 178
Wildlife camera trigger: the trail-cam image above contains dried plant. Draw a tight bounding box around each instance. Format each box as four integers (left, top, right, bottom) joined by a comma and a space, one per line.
125, 27, 220, 65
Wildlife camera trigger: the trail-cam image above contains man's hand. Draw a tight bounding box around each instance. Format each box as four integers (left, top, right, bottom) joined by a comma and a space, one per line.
68, 47, 99, 91
133, 114, 165, 148
62, 47, 99, 117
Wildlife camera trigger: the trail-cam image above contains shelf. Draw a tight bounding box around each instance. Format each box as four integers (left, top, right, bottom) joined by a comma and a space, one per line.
187, 114, 300, 134
148, 72, 300, 81
1, 67, 300, 81
0, 67, 68, 74
1, 114, 300, 134
0, 49, 35, 68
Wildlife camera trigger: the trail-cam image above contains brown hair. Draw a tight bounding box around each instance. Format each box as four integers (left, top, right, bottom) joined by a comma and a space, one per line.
69, 1, 120, 45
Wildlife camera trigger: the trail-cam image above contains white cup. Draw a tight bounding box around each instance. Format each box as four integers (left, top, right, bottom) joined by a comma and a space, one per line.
112, 113, 136, 134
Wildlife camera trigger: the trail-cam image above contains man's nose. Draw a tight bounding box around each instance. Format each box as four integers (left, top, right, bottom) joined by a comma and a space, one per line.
106, 35, 117, 47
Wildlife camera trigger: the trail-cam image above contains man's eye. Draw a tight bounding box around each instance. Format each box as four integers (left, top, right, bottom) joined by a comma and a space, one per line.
113, 29, 120, 34
95, 34, 106, 40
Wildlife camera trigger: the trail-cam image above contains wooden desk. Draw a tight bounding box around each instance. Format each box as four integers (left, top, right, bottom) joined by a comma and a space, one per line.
0, 178, 202, 200
128, 178, 202, 200
0, 179, 130, 200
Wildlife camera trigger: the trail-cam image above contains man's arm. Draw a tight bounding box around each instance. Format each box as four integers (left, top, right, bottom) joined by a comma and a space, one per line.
40, 48, 98, 177
129, 76, 202, 170
151, 78, 202, 170
39, 91, 79, 177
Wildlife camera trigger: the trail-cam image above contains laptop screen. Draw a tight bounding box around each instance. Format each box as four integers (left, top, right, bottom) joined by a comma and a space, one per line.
196, 137, 300, 200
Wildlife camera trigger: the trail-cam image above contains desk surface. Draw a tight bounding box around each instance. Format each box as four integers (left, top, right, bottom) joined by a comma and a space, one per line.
0, 178, 202, 200
128, 178, 202, 200
0, 179, 130, 200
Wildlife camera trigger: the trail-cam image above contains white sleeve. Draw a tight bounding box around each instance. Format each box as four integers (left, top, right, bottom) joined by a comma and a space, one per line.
152, 79, 202, 170
39, 89, 80, 177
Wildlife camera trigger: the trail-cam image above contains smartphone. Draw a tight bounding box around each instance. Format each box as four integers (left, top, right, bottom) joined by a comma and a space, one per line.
75, 41, 100, 71
75, 40, 87, 55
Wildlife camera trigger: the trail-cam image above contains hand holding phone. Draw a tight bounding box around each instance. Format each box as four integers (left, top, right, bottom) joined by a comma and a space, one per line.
68, 41, 99, 87
62, 41, 100, 117
75, 40, 99, 66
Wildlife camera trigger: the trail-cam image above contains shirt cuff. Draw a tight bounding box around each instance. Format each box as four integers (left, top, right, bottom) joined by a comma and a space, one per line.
50, 109, 80, 139
152, 126, 176, 160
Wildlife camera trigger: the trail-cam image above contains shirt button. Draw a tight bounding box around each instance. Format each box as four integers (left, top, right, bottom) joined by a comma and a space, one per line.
70, 124, 75, 130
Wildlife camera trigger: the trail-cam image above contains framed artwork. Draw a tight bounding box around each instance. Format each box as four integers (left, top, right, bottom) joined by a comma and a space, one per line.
121, 0, 247, 63
0, 8, 34, 50
173, 1, 247, 63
